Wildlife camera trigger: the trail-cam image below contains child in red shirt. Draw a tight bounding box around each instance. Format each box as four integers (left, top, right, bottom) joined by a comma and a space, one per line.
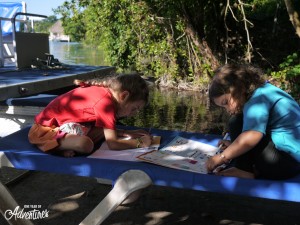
28, 73, 152, 157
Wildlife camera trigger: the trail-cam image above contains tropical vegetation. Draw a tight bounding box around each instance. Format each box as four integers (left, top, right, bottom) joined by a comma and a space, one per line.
36, 0, 300, 101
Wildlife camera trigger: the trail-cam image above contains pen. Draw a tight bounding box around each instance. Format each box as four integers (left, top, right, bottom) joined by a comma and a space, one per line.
217, 132, 229, 152
213, 132, 230, 173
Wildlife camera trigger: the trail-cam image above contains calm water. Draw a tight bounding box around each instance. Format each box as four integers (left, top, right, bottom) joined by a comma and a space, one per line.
122, 88, 227, 134
49, 41, 107, 66
50, 41, 227, 134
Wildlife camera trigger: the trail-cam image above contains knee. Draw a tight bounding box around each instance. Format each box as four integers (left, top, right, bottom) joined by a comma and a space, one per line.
74, 136, 94, 154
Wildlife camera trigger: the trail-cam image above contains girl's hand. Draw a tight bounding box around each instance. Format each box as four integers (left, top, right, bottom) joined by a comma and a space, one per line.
217, 140, 231, 151
206, 154, 225, 173
139, 134, 152, 147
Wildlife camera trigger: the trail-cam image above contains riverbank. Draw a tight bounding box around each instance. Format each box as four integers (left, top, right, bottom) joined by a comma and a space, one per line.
153, 75, 300, 104
153, 76, 209, 92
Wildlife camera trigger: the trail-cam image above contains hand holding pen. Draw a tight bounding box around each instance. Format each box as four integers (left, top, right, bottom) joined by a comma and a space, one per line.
137, 127, 152, 147
217, 133, 230, 152
213, 132, 232, 173
206, 132, 230, 173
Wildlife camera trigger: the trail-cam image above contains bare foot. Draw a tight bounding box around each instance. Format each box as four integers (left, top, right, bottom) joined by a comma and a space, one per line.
62, 150, 75, 157
216, 167, 254, 179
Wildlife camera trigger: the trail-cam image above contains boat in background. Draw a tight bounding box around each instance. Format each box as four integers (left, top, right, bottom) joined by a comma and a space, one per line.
0, 1, 114, 137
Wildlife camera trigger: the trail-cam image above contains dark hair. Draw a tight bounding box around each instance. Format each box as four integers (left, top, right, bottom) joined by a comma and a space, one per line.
74, 73, 149, 104
209, 64, 265, 112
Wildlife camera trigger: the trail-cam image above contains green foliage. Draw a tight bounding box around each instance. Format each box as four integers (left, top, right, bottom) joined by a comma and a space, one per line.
51, 0, 300, 94
269, 53, 300, 100
34, 16, 58, 33
53, 0, 86, 42
54, 0, 221, 83
244, 0, 283, 19
63, 17, 86, 41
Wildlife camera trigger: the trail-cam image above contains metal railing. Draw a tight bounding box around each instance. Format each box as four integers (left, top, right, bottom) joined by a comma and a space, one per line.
0, 12, 47, 67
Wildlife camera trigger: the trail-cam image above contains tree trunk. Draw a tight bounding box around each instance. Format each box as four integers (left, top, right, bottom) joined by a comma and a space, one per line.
284, 0, 300, 38
183, 17, 219, 71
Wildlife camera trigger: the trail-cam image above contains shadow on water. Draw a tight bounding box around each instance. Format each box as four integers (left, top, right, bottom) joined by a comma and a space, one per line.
121, 88, 228, 135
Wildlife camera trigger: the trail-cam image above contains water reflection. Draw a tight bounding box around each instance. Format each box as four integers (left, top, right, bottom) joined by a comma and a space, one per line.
50, 42, 227, 135
121, 88, 228, 135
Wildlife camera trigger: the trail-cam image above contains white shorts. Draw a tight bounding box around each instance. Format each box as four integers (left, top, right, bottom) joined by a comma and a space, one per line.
59, 122, 91, 136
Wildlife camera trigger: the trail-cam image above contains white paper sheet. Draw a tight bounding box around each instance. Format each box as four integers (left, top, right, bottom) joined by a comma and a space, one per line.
88, 136, 161, 161
160, 136, 219, 160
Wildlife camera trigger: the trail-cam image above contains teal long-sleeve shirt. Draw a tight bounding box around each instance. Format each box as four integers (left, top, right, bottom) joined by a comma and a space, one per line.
243, 83, 300, 161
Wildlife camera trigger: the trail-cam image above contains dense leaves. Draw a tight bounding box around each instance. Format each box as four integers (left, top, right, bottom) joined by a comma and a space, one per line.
34, 16, 58, 33
54, 0, 223, 88
50, 0, 299, 98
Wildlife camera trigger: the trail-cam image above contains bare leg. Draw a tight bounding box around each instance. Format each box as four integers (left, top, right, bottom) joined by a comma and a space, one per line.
216, 167, 255, 179
56, 134, 94, 157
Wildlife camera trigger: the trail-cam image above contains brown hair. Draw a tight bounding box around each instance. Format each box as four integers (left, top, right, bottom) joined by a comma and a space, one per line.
209, 64, 266, 112
74, 73, 149, 104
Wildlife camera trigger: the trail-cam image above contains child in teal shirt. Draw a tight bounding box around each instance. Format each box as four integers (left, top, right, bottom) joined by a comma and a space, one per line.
206, 64, 300, 180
